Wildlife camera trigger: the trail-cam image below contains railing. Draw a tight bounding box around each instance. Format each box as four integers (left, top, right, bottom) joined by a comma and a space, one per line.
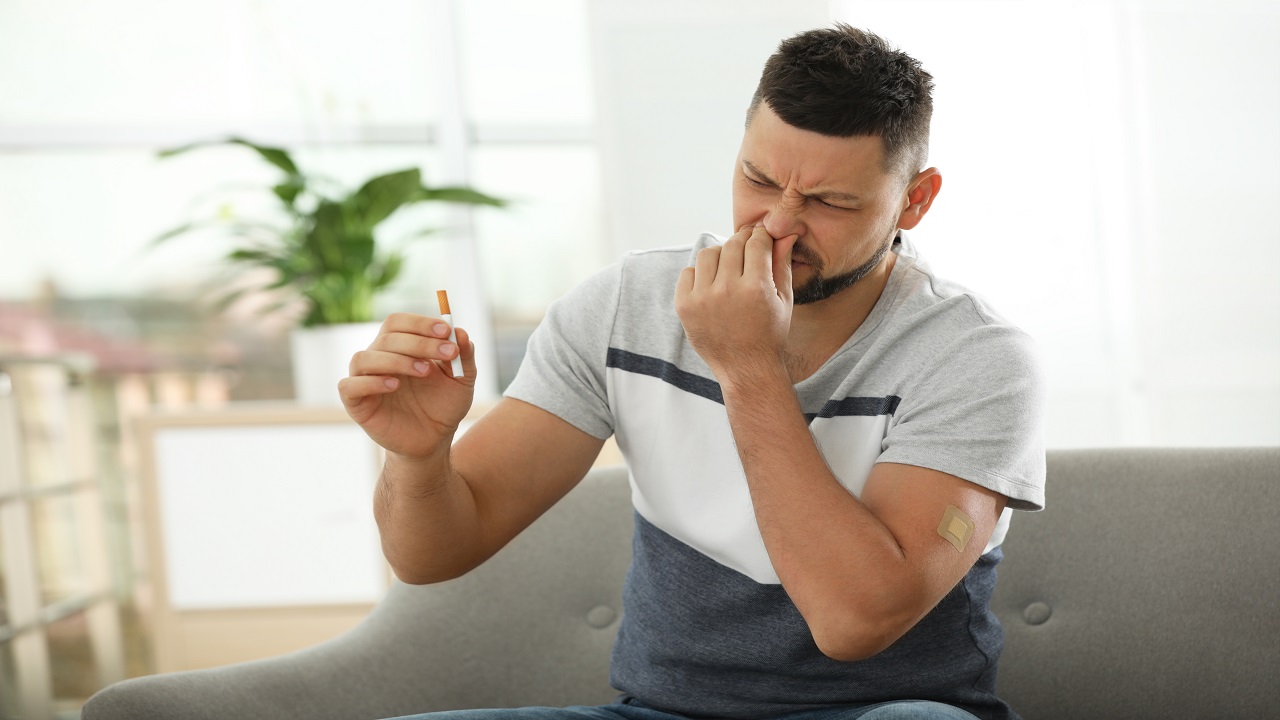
0, 357, 124, 719
0, 357, 233, 719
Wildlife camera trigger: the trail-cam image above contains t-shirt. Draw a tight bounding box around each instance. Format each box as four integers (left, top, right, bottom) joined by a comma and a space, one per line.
504, 230, 1047, 720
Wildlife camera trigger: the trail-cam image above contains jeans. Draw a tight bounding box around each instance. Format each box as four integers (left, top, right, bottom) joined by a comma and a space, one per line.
380, 696, 982, 720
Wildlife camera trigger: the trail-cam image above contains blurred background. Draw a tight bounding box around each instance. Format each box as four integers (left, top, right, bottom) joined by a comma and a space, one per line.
0, 0, 1276, 717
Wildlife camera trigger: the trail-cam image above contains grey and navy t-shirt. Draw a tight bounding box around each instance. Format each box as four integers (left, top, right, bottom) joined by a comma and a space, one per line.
505, 231, 1047, 720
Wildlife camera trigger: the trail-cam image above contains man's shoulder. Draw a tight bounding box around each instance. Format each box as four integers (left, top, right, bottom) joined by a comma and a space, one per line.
619, 233, 717, 271
890, 250, 1028, 345
873, 246, 1040, 380
547, 234, 708, 333
597, 233, 718, 301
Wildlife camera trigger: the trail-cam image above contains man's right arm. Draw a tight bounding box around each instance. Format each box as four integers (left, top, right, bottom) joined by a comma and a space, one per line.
339, 310, 609, 586
374, 396, 606, 585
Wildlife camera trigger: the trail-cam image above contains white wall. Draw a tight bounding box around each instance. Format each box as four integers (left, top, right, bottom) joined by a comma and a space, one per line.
588, 0, 830, 258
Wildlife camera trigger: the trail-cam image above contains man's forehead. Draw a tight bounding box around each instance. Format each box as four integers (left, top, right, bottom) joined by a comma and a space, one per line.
741, 104, 888, 190
740, 138, 885, 196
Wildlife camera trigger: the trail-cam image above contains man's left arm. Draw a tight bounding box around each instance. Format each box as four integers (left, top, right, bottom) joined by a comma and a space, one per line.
676, 225, 1014, 661
718, 364, 1007, 661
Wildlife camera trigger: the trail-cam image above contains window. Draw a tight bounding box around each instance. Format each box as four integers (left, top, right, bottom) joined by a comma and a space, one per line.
0, 0, 606, 396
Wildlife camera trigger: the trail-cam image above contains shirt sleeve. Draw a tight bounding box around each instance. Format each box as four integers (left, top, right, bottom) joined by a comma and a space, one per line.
502, 259, 624, 440
876, 320, 1048, 511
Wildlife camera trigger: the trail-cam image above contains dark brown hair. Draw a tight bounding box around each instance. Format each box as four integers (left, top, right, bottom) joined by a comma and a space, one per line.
747, 24, 934, 185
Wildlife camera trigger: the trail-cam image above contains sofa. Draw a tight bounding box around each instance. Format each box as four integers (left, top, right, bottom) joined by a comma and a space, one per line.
82, 447, 1280, 720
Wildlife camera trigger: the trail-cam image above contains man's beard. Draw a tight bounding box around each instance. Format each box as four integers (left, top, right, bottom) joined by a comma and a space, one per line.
791, 234, 895, 306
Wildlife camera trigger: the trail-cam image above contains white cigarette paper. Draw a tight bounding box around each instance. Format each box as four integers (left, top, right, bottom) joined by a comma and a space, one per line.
436, 290, 466, 379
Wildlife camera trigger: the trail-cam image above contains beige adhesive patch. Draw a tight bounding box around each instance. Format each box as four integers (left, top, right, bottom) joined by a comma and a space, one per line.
938, 505, 975, 552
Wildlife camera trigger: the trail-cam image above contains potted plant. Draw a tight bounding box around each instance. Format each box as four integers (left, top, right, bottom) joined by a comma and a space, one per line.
152, 137, 505, 404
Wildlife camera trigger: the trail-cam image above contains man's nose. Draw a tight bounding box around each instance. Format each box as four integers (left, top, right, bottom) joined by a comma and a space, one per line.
762, 197, 805, 240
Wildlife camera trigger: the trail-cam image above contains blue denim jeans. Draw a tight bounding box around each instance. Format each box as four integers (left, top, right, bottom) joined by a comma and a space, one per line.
381, 696, 982, 720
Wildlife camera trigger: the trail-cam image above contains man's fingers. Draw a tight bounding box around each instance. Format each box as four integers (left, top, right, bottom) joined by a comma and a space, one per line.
350, 349, 432, 378
694, 245, 720, 289
718, 231, 747, 280
380, 312, 453, 339
676, 266, 695, 302
338, 375, 400, 407
370, 332, 457, 365
451, 327, 479, 381
743, 225, 777, 279
772, 233, 798, 302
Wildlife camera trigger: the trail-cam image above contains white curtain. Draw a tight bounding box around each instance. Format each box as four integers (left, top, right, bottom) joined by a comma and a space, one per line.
826, 0, 1280, 447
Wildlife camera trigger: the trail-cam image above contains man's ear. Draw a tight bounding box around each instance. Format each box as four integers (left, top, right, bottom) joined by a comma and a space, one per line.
897, 168, 941, 231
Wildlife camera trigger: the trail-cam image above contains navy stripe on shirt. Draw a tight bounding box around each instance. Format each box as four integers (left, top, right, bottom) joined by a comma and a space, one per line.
605, 347, 900, 421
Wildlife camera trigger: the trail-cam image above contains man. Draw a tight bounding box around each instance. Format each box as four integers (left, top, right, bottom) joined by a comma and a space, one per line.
341, 24, 1045, 720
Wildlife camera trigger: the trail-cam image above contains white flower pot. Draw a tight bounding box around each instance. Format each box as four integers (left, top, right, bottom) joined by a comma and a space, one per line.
289, 322, 383, 406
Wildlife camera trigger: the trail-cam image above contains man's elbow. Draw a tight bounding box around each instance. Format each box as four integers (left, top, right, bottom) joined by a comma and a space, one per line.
388, 563, 444, 586
810, 611, 913, 662
382, 541, 476, 586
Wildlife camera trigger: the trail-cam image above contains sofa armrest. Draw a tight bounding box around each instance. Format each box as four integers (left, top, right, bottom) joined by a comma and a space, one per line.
84, 465, 635, 720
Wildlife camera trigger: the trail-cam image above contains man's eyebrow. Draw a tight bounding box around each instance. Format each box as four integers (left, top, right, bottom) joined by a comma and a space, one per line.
742, 160, 778, 185
741, 160, 861, 203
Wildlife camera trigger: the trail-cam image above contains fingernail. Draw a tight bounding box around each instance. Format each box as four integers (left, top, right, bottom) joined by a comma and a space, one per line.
413, 361, 429, 374
384, 378, 399, 389
434, 323, 449, 336
439, 343, 455, 358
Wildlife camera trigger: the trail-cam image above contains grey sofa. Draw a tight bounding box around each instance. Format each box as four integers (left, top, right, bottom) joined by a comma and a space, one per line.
83, 447, 1280, 720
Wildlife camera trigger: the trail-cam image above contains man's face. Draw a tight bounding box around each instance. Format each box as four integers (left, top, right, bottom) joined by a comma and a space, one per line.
732, 103, 910, 305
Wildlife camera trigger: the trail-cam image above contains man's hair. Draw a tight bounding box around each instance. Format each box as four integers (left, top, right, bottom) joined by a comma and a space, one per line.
747, 24, 934, 185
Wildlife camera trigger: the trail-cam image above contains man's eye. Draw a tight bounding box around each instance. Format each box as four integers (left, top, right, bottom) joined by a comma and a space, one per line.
746, 176, 771, 188
818, 199, 852, 211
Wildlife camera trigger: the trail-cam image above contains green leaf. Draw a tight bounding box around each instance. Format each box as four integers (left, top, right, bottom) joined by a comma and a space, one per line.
416, 185, 508, 208
401, 227, 442, 242
347, 168, 423, 229
343, 235, 376, 272
304, 201, 350, 270
300, 301, 326, 327
264, 274, 296, 291
272, 179, 305, 208
226, 249, 280, 264
158, 136, 301, 178
302, 272, 372, 326
149, 221, 201, 247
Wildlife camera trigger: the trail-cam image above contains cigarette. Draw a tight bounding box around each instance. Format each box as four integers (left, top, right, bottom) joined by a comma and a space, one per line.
435, 290, 465, 378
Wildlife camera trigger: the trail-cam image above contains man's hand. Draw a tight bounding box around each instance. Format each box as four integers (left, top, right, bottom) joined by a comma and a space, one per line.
339, 312, 477, 462
674, 225, 798, 381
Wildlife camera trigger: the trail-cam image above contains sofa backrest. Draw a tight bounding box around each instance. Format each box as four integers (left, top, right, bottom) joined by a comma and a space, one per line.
991, 447, 1280, 719
368, 448, 1280, 718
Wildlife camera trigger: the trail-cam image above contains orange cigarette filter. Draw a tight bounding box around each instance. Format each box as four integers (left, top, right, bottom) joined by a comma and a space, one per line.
436, 290, 451, 315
